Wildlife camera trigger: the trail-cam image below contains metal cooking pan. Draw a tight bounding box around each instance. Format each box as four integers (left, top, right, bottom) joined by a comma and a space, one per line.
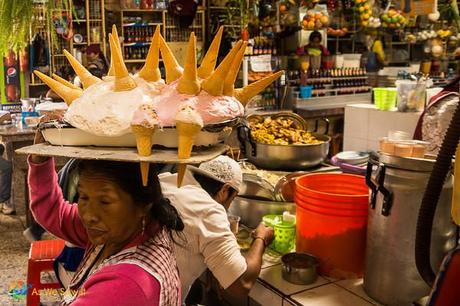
237, 114, 331, 170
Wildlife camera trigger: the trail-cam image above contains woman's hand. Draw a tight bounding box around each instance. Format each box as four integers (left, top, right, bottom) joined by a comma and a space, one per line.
29, 114, 61, 164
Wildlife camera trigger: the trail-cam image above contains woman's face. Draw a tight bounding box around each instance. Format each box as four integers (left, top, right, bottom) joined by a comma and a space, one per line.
77, 170, 147, 246
87, 52, 98, 62
310, 37, 321, 48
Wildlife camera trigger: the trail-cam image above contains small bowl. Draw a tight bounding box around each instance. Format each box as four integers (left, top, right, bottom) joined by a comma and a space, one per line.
74, 34, 83, 43
281, 252, 319, 285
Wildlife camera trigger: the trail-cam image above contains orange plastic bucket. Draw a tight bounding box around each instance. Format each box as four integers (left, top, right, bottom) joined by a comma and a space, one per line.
294, 191, 368, 212
296, 173, 369, 203
294, 173, 369, 278
296, 205, 367, 278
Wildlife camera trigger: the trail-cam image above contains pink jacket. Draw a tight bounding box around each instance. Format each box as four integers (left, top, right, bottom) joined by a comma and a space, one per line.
28, 158, 163, 306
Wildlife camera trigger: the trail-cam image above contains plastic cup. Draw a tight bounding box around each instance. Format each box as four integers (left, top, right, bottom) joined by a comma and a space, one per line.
228, 214, 241, 235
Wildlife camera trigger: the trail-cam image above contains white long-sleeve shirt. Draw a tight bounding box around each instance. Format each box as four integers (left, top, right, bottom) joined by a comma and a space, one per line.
159, 170, 247, 301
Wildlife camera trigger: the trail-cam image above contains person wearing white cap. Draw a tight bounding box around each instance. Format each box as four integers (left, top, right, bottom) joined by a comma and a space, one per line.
159, 155, 274, 302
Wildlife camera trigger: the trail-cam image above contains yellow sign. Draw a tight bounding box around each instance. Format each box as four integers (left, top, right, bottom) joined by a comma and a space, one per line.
399, 0, 434, 17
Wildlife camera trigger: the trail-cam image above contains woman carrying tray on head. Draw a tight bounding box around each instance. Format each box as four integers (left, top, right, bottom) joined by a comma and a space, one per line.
27, 130, 184, 306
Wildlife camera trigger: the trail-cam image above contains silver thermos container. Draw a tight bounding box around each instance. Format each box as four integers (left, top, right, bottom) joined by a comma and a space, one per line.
364, 153, 456, 306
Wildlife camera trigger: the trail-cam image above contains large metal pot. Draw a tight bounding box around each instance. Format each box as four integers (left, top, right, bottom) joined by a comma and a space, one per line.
237, 125, 330, 170
363, 153, 456, 306
229, 196, 296, 228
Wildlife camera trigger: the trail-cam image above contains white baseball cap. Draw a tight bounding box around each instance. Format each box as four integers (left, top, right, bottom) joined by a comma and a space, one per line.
188, 155, 243, 193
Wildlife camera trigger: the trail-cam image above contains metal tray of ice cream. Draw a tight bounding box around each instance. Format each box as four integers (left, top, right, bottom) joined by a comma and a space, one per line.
40, 118, 239, 148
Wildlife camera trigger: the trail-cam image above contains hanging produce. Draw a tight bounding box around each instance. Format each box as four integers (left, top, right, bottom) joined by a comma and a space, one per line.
327, 27, 349, 36
353, 0, 372, 27
0, 0, 72, 56
380, 8, 407, 29
302, 9, 330, 30
416, 30, 437, 42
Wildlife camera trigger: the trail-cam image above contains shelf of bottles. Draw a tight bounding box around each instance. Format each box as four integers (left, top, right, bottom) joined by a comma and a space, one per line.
163, 10, 205, 42
245, 36, 278, 56
288, 68, 371, 98
121, 12, 163, 61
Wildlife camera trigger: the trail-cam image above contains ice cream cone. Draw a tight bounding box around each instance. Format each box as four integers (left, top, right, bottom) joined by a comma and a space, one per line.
176, 121, 202, 187
223, 42, 247, 96
63, 50, 100, 89
201, 41, 243, 96
52, 73, 82, 91
109, 34, 137, 92
235, 70, 284, 105
159, 35, 183, 84
197, 26, 224, 79
138, 25, 161, 82
34, 71, 82, 105
132, 125, 155, 186
107, 25, 121, 77
177, 33, 200, 95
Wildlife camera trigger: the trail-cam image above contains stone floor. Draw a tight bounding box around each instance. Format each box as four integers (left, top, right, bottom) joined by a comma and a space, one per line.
0, 213, 59, 306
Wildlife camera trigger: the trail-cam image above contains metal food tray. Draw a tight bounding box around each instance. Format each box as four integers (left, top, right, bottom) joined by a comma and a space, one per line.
39, 119, 239, 148
15, 143, 229, 164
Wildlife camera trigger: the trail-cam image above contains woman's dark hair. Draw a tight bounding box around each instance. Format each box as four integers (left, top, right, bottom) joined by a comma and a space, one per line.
193, 173, 225, 198
0, 144, 4, 156
78, 160, 184, 233
309, 31, 322, 42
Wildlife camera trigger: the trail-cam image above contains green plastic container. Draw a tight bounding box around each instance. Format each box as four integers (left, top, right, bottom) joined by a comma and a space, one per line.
262, 214, 296, 254
373, 88, 397, 111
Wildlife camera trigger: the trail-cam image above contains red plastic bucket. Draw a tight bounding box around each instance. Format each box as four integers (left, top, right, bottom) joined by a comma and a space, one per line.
294, 191, 368, 212
296, 173, 369, 202
296, 205, 367, 278
295, 195, 368, 217
294, 173, 369, 278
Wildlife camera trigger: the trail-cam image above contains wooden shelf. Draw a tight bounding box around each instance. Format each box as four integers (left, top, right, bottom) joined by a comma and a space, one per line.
165, 25, 202, 29
124, 59, 146, 63
73, 42, 88, 45
123, 22, 162, 27
209, 6, 240, 10
121, 9, 165, 12
74, 19, 102, 23
123, 42, 152, 47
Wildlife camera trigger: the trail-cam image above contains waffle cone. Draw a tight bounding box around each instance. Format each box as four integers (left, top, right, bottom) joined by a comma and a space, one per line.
132, 125, 156, 186
34, 71, 82, 105
140, 161, 150, 187
132, 125, 155, 156
197, 26, 224, 79
176, 121, 201, 158
177, 164, 187, 187
201, 41, 242, 96
176, 121, 202, 187
235, 71, 284, 105
63, 50, 100, 89
115, 76, 137, 92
